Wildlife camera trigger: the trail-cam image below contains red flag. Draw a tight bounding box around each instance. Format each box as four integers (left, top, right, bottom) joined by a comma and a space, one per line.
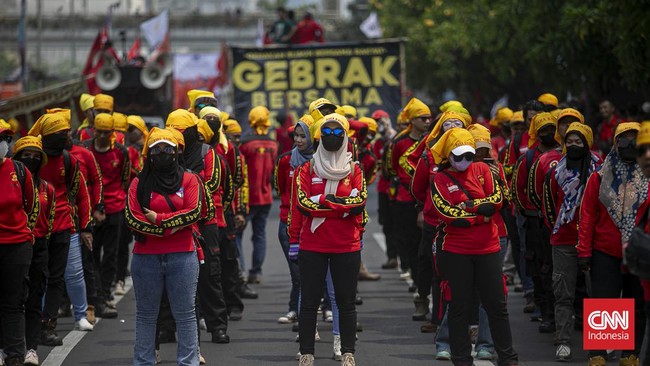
82, 26, 120, 94
127, 36, 141, 61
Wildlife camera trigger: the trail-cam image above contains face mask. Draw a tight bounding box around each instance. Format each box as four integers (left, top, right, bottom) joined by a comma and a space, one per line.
42, 133, 69, 156
320, 134, 344, 152
0, 141, 8, 158
566, 145, 586, 160
378, 123, 386, 135
618, 145, 637, 162
19, 157, 42, 176
450, 158, 472, 172
539, 133, 557, 147
182, 126, 200, 148
207, 120, 221, 136
150, 154, 177, 171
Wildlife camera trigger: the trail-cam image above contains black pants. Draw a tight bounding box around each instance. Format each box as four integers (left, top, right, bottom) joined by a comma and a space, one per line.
417, 223, 436, 298
25, 237, 49, 350
524, 216, 555, 322
502, 208, 521, 277
299, 250, 360, 355
82, 243, 99, 306
93, 212, 122, 302
0, 241, 32, 362
393, 201, 422, 280
378, 192, 398, 260
197, 223, 228, 332
438, 250, 518, 366
219, 219, 243, 314
589, 250, 646, 358
116, 213, 132, 282
43, 230, 71, 320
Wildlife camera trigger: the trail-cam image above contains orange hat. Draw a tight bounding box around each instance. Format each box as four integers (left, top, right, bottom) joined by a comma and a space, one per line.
0, 119, 14, 135
430, 128, 475, 164
490, 107, 513, 127
166, 109, 199, 130
538, 93, 558, 108
93, 94, 114, 112
143, 127, 178, 157
112, 112, 128, 132
223, 119, 242, 134
94, 113, 114, 131
28, 113, 70, 137
249, 106, 271, 135
563, 123, 594, 154
528, 112, 557, 148
13, 135, 47, 165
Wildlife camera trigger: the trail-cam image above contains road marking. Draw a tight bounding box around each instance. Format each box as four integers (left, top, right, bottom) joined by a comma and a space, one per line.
372, 232, 386, 253
42, 277, 133, 366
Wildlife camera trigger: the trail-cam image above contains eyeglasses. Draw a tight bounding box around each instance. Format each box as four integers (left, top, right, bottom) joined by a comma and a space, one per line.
149, 145, 176, 155
442, 120, 464, 130
321, 127, 345, 137
451, 152, 475, 162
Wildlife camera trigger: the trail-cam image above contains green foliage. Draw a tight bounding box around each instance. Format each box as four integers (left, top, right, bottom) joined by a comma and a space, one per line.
378, 0, 650, 110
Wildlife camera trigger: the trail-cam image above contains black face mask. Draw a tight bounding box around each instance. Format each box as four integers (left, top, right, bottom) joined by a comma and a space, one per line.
320, 135, 344, 152
502, 124, 511, 135
17, 157, 42, 177
207, 120, 221, 136
618, 145, 637, 162
150, 153, 177, 171
42, 133, 69, 156
566, 145, 587, 160
183, 126, 200, 148
539, 133, 557, 147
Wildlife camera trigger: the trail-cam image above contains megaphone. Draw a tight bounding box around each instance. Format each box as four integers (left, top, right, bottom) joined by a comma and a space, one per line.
140, 62, 166, 89
157, 53, 173, 76
96, 64, 121, 91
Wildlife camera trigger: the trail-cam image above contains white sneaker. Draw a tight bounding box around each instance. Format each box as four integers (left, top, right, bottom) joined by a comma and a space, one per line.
114, 280, 126, 296
75, 318, 94, 331
24, 349, 39, 365
278, 311, 298, 324
199, 318, 207, 331
296, 352, 301, 360
555, 344, 572, 361
298, 354, 314, 366
295, 330, 320, 342
0, 349, 6, 366
323, 310, 333, 323
333, 335, 342, 360
399, 271, 411, 280
341, 352, 355, 366
155, 350, 161, 364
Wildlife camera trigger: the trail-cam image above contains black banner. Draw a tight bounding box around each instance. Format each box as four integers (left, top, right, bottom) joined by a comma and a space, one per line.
230, 40, 403, 125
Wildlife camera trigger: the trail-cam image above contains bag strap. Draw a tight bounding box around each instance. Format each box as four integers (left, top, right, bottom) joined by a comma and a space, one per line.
12, 160, 27, 209
441, 170, 474, 200
162, 193, 178, 212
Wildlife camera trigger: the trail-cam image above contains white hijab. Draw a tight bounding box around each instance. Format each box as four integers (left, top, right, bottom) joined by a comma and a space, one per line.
311, 121, 353, 232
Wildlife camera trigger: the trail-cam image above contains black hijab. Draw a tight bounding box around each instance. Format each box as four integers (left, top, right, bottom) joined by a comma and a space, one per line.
182, 126, 203, 173
136, 150, 185, 210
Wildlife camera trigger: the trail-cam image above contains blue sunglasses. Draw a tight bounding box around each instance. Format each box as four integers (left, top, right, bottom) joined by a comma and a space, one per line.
321, 127, 345, 137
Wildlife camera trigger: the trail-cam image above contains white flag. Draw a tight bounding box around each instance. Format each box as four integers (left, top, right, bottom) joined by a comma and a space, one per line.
140, 10, 169, 49
360, 12, 383, 39
490, 94, 509, 119
255, 18, 265, 48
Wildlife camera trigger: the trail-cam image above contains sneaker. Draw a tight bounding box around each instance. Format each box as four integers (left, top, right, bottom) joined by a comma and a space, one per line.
298, 354, 314, 366
381, 258, 398, 269
469, 326, 478, 344
199, 318, 207, 331
296, 352, 301, 360
555, 344, 571, 362
399, 271, 411, 280
619, 355, 640, 366
323, 310, 333, 323
341, 353, 355, 366
155, 350, 161, 364
523, 293, 536, 313
333, 335, 342, 360
476, 349, 494, 360
436, 350, 451, 360
86, 305, 96, 324
24, 349, 39, 366
114, 280, 126, 296
295, 330, 320, 342
75, 318, 94, 331
199, 353, 206, 365
420, 321, 438, 333
278, 311, 298, 324
588, 356, 607, 366
105, 299, 117, 309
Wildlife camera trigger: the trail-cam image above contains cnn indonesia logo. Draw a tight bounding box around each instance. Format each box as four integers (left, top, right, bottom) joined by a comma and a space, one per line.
584, 299, 634, 350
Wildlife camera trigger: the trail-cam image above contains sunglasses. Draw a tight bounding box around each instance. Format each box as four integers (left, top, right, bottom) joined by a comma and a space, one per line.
149, 145, 176, 155
442, 120, 464, 130
0, 134, 12, 143
321, 127, 345, 137
451, 152, 475, 162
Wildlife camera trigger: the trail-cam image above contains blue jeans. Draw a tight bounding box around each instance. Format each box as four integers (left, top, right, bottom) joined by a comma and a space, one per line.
515, 213, 534, 295
64, 233, 88, 322
278, 221, 300, 312
325, 267, 340, 336
132, 252, 200, 366
236, 204, 271, 276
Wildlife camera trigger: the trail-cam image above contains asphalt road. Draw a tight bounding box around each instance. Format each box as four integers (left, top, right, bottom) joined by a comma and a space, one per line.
36, 190, 646, 366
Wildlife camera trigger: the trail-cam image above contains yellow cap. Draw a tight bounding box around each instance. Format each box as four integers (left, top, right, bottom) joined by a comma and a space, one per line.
309, 98, 337, 122
165, 127, 185, 148
221, 111, 230, 121
321, 113, 350, 132
28, 113, 71, 137
197, 119, 214, 143
637, 122, 650, 146
7, 118, 20, 134
468, 123, 492, 149
13, 135, 47, 165
538, 93, 558, 108
439, 100, 463, 113
557, 108, 584, 124
249, 106, 271, 135
80, 93, 95, 112
510, 110, 525, 124
127, 115, 149, 139
430, 128, 476, 164
528, 112, 557, 148
187, 89, 215, 111
143, 127, 178, 157
426, 111, 471, 147
614, 122, 641, 141
166, 109, 199, 130
94, 113, 114, 131
112, 112, 128, 132
490, 107, 513, 127
223, 119, 242, 134
94, 94, 114, 112
199, 106, 222, 120
299, 114, 314, 126
403, 97, 432, 120
359, 116, 378, 134
341, 105, 357, 119
563, 123, 594, 154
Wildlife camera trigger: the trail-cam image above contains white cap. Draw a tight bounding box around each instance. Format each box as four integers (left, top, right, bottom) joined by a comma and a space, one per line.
148, 139, 177, 148
451, 145, 475, 156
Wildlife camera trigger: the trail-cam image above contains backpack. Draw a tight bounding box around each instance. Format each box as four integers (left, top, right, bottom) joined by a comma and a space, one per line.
12, 159, 27, 209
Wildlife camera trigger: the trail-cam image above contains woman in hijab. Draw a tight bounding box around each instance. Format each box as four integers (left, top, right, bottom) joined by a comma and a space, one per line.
430, 128, 518, 366
274, 114, 314, 325
577, 122, 648, 366
288, 113, 366, 366
125, 127, 204, 366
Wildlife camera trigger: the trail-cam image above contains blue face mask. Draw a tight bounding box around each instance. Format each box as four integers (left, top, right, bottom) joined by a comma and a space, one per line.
450, 158, 472, 172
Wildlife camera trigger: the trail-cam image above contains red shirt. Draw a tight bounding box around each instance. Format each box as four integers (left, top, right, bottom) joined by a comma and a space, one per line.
274, 152, 293, 222
289, 161, 366, 253
239, 134, 278, 206
126, 173, 203, 254
86, 142, 130, 215
512, 147, 543, 215
412, 150, 440, 227
502, 132, 531, 179
530, 149, 563, 210
34, 179, 56, 240
372, 138, 391, 194
128, 145, 142, 180
358, 143, 377, 185
597, 114, 621, 149
79, 127, 94, 142
431, 162, 503, 255
390, 134, 418, 203
0, 158, 38, 244
291, 19, 324, 44
200, 147, 226, 227
491, 135, 506, 160
69, 143, 103, 211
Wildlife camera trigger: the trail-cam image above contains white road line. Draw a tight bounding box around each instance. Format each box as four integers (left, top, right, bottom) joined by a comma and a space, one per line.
372, 232, 387, 253
42, 277, 133, 366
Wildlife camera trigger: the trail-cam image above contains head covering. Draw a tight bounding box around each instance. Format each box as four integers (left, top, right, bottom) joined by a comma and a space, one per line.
199, 106, 222, 120
359, 116, 378, 134
444, 105, 472, 125
341, 105, 357, 119
637, 122, 650, 146
198, 107, 228, 150
309, 118, 324, 141
430, 128, 476, 165
197, 119, 214, 143
490, 107, 513, 127
554, 108, 586, 144
614, 122, 641, 141
220, 111, 230, 121
28, 113, 70, 136
94, 113, 114, 131
372, 110, 389, 120
80, 93, 95, 112
248, 106, 271, 135
311, 113, 353, 233
403, 97, 431, 121
538, 93, 559, 108
46, 108, 71, 124
562, 122, 594, 154
0, 119, 13, 135
7, 118, 20, 134
309, 98, 337, 122
166, 109, 199, 130
165, 127, 185, 148
468, 123, 492, 149
223, 119, 242, 134
127, 115, 149, 139
187, 89, 215, 112
527, 112, 557, 148
13, 135, 48, 165
93, 94, 114, 112
426, 111, 471, 147
510, 110, 525, 124
290, 121, 314, 169
112, 112, 128, 132
439, 100, 463, 113
299, 114, 314, 126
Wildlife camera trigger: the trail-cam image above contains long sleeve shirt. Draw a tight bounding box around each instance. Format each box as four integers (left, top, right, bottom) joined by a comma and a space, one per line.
238, 134, 278, 206
69, 143, 104, 212
33, 179, 56, 240
0, 158, 38, 244
85, 142, 130, 215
